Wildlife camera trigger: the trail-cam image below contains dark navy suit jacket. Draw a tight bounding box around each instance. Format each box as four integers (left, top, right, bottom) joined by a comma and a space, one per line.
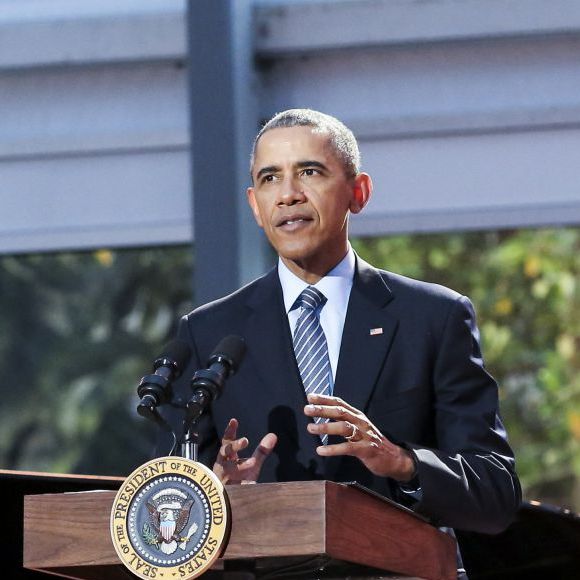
160, 256, 521, 534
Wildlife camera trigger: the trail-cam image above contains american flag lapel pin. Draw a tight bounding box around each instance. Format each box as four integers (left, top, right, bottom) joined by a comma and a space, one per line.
369, 327, 383, 336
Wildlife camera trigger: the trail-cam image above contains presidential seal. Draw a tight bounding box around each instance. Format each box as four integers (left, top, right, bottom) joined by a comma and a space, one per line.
110, 457, 230, 580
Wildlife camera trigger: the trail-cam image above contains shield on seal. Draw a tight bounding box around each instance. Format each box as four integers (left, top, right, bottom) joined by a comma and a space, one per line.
160, 510, 176, 541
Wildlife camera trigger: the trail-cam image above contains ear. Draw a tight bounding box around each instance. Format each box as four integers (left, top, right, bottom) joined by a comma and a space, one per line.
247, 187, 264, 228
349, 172, 373, 214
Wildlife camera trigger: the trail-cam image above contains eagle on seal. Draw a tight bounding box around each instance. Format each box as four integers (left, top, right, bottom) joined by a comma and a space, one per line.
146, 489, 195, 555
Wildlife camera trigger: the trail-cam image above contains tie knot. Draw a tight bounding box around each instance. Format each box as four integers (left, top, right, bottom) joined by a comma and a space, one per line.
295, 286, 327, 311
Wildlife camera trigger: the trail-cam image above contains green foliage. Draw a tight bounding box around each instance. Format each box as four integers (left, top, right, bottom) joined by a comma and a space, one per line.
1, 229, 578, 510
142, 523, 160, 548
353, 228, 580, 509
0, 246, 194, 476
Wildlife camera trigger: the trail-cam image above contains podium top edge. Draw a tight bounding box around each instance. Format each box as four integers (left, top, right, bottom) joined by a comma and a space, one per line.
0, 468, 125, 484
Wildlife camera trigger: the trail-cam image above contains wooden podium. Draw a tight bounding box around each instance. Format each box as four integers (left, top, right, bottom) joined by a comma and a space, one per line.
17, 471, 456, 580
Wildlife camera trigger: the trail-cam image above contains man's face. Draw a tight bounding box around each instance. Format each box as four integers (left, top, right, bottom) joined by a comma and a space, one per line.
247, 126, 371, 281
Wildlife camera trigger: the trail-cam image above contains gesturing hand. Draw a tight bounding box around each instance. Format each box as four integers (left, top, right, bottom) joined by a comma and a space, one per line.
304, 393, 416, 482
213, 418, 277, 485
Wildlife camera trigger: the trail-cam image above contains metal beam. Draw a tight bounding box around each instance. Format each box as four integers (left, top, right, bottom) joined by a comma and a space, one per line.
350, 202, 580, 237
0, 0, 186, 70
348, 105, 580, 142
255, 0, 580, 57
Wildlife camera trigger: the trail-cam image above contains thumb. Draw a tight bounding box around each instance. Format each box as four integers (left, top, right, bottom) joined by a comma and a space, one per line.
252, 433, 277, 466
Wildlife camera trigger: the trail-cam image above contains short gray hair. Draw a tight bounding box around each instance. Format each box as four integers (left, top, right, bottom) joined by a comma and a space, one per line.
250, 109, 361, 179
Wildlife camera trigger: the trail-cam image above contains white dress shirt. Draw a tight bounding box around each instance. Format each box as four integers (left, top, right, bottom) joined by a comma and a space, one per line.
278, 246, 355, 386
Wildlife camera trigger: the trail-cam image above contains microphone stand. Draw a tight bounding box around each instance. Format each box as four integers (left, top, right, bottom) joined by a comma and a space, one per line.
180, 416, 199, 461
161, 395, 201, 460
138, 393, 201, 460
179, 385, 213, 460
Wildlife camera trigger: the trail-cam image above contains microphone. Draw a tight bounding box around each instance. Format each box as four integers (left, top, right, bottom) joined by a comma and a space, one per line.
186, 335, 246, 422
137, 339, 192, 420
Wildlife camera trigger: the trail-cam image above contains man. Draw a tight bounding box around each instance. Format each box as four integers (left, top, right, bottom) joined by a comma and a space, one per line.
163, 109, 520, 543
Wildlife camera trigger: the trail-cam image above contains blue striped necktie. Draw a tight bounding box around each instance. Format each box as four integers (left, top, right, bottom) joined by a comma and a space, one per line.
292, 286, 332, 444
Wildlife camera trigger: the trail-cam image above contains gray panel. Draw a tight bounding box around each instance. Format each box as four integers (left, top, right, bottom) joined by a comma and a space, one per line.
0, 0, 186, 69
255, 0, 580, 56
0, 58, 191, 255
0, 62, 188, 158
261, 35, 580, 125
350, 202, 580, 236
350, 129, 580, 234
0, 149, 191, 253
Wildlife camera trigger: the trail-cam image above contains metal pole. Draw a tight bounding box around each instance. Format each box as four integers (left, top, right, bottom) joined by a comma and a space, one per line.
187, 0, 272, 307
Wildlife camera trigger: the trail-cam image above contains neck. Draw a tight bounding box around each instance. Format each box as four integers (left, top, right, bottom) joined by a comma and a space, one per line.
280, 248, 349, 284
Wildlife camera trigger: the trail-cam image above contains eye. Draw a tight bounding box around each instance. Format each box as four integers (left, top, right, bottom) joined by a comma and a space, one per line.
301, 168, 319, 177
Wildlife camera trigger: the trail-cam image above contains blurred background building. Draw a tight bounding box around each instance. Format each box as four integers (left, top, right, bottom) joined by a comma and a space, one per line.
0, 0, 579, 515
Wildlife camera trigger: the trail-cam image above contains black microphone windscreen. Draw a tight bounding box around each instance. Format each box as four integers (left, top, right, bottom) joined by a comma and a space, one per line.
210, 335, 246, 372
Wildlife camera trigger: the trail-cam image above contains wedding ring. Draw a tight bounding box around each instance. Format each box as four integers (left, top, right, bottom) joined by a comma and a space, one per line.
344, 422, 362, 442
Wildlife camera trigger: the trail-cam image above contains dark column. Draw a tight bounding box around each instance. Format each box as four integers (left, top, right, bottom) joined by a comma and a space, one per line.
187, 0, 272, 306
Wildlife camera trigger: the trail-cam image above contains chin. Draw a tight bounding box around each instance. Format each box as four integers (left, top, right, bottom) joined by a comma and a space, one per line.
277, 246, 317, 263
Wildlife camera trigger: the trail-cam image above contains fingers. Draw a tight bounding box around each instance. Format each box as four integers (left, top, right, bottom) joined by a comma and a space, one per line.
217, 418, 248, 463
314, 440, 377, 457
251, 432, 277, 465
307, 420, 361, 440
309, 420, 381, 458
304, 396, 370, 444
307, 393, 358, 413
304, 400, 362, 425
310, 420, 380, 457
219, 436, 249, 461
222, 417, 239, 442
253, 433, 278, 456
214, 455, 257, 486
218, 419, 277, 462
305, 398, 379, 464
213, 419, 277, 485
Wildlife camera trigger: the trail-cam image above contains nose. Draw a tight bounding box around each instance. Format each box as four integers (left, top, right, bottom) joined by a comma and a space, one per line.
277, 176, 306, 206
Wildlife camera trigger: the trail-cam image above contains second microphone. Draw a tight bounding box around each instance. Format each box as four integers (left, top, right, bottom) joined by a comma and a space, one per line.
186, 335, 246, 423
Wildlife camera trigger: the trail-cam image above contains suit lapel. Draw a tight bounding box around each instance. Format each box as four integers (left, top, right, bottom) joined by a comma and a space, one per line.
326, 257, 399, 479
244, 269, 319, 455
333, 257, 398, 411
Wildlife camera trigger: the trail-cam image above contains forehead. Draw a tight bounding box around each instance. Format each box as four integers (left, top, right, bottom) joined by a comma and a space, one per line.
253, 126, 337, 168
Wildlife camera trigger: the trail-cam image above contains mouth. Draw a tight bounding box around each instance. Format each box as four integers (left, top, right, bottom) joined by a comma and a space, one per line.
276, 215, 313, 228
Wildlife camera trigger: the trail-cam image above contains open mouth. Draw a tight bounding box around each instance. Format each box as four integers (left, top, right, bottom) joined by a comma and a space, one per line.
276, 215, 312, 227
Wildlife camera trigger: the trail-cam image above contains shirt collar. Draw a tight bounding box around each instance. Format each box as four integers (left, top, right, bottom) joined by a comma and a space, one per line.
278, 245, 356, 314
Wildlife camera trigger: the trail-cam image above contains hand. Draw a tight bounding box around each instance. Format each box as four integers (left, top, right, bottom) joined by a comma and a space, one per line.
213, 418, 277, 485
304, 393, 416, 482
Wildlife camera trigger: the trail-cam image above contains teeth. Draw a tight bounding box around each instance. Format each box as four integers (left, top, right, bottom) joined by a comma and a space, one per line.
283, 219, 304, 225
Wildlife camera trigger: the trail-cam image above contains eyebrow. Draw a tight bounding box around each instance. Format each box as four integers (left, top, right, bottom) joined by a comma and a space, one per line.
255, 160, 329, 181
256, 165, 280, 181
297, 160, 328, 172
